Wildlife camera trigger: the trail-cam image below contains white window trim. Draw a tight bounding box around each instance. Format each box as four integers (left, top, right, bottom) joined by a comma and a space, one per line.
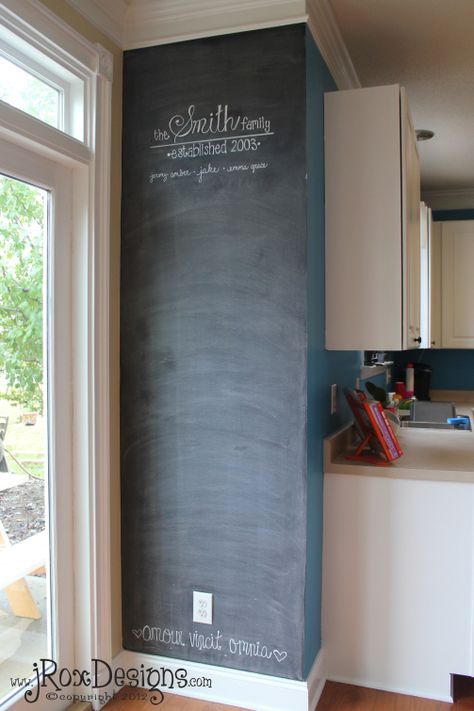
0, 138, 75, 711
0, 1, 113, 708
0, 0, 114, 147
0, 99, 91, 163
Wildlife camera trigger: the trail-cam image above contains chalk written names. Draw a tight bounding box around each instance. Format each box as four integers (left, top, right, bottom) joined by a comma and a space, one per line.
149, 103, 274, 183
147, 104, 274, 186
149, 161, 269, 185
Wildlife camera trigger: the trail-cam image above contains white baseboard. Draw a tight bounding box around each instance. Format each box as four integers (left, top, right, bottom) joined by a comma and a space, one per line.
109, 648, 326, 711
307, 649, 326, 710
326, 674, 452, 704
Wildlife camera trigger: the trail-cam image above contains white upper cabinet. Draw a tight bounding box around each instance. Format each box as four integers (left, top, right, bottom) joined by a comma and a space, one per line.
429, 220, 442, 348
419, 202, 429, 348
420, 202, 439, 349
325, 84, 421, 351
440, 220, 474, 348
402, 93, 422, 348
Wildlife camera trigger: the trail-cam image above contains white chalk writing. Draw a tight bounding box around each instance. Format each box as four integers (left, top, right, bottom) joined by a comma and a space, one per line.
132, 626, 186, 646
130, 625, 288, 664
153, 104, 271, 145
148, 103, 275, 185
228, 637, 288, 662
149, 161, 270, 185
188, 630, 223, 651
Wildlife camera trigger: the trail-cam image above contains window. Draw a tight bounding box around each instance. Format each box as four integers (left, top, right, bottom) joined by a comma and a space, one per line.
0, 139, 73, 711
0, 55, 60, 127
0, 1, 112, 709
0, 6, 90, 143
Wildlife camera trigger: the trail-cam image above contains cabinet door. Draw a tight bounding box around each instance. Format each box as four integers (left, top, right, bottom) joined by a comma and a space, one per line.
401, 89, 421, 349
419, 202, 429, 348
441, 220, 474, 347
429, 220, 442, 348
323, 474, 474, 699
325, 85, 403, 351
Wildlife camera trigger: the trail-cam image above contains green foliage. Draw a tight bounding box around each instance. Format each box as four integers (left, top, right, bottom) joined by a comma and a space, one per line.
16, 74, 59, 127
0, 175, 45, 413
0, 56, 59, 129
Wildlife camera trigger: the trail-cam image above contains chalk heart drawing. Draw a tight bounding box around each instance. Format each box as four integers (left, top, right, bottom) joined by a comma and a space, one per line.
131, 627, 287, 663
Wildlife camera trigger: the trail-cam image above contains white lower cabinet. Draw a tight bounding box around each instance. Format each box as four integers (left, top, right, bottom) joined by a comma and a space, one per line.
322, 474, 474, 701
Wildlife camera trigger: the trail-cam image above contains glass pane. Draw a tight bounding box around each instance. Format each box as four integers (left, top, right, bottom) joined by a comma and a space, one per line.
0, 55, 60, 129
0, 174, 51, 703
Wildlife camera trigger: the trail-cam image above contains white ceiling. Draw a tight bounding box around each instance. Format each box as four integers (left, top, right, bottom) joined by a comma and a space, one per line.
329, 0, 474, 196
68, 0, 474, 205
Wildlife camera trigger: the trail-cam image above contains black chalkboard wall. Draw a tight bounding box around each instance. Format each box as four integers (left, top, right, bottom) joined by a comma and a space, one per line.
121, 25, 308, 680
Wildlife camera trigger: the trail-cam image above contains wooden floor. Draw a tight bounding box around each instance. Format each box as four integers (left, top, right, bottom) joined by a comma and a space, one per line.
102, 686, 248, 710
316, 681, 474, 710
103, 681, 474, 710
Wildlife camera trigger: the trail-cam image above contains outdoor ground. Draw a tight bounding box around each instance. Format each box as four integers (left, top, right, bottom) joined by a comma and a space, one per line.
0, 399, 48, 702
0, 399, 45, 544
0, 478, 45, 544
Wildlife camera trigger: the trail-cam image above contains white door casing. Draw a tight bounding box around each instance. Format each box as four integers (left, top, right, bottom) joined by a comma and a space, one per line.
0, 0, 112, 708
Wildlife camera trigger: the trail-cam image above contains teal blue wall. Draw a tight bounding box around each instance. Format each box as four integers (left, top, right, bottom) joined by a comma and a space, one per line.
390, 349, 474, 390
362, 372, 387, 392
304, 30, 361, 676
432, 209, 474, 221
388, 209, 474, 391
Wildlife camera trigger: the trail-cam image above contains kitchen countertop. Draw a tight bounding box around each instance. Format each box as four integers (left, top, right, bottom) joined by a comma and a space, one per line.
325, 397, 474, 483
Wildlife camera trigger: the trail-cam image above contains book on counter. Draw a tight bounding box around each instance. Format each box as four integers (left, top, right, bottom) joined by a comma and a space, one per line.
345, 388, 403, 464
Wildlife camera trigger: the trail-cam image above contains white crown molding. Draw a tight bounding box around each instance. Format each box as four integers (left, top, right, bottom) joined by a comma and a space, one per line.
111, 648, 326, 711
422, 188, 474, 210
307, 0, 360, 89
65, 0, 129, 47
124, 0, 307, 49
60, 0, 360, 91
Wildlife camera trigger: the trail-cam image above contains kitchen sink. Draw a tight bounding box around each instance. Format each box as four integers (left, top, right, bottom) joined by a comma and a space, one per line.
401, 421, 457, 430
401, 420, 472, 431
410, 401, 456, 421
400, 400, 472, 431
